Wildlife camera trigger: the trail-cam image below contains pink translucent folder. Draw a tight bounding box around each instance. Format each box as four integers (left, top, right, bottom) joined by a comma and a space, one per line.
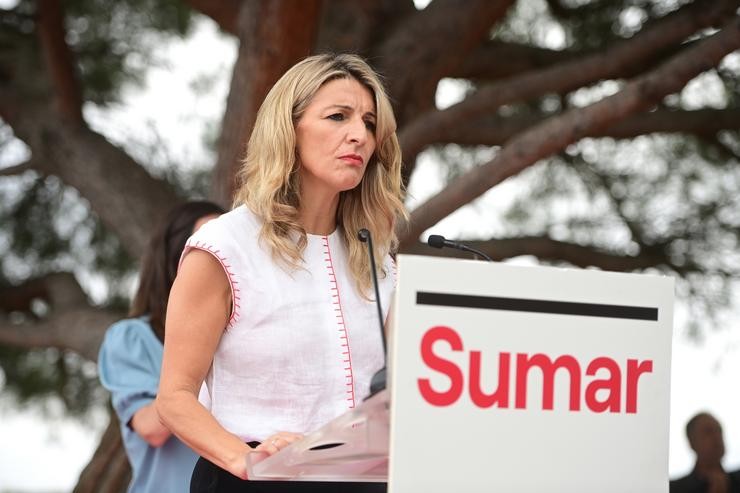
245, 389, 389, 482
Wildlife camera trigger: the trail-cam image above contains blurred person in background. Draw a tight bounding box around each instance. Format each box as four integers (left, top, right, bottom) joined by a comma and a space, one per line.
670, 412, 740, 493
99, 200, 224, 492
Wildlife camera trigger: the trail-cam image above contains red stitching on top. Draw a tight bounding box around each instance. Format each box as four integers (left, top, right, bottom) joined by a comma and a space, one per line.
323, 236, 356, 409
184, 239, 241, 329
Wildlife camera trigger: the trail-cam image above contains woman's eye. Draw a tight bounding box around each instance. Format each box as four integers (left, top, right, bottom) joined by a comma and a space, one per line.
365, 120, 376, 132
327, 113, 344, 121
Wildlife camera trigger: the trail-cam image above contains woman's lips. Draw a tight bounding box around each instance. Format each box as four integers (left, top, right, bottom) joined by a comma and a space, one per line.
339, 154, 364, 166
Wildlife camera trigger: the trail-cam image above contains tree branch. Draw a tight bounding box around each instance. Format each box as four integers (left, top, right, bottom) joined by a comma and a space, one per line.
0, 159, 35, 176
596, 108, 740, 139
211, 0, 321, 205
36, 0, 84, 125
4, 105, 179, 259
401, 236, 670, 272
433, 108, 740, 147
448, 41, 579, 81
379, 0, 516, 124
0, 272, 85, 312
0, 308, 118, 362
400, 15, 740, 247
544, 0, 612, 20
449, 38, 700, 83
701, 134, 740, 161
568, 154, 648, 244
399, 0, 738, 164
182, 0, 241, 35
0, 273, 123, 361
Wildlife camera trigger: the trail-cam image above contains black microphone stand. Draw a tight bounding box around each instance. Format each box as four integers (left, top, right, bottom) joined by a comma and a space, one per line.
357, 228, 388, 397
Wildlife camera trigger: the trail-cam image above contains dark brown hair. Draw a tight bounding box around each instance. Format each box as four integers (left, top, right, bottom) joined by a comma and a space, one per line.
686, 411, 716, 444
130, 200, 225, 342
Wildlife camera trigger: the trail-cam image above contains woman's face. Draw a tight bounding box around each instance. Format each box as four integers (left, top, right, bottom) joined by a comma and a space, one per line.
295, 77, 377, 197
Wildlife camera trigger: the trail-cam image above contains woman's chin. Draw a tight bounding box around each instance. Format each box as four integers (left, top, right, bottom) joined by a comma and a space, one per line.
340, 181, 363, 192
336, 175, 364, 192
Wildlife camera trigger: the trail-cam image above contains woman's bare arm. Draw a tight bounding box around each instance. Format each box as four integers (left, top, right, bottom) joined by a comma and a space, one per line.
156, 249, 252, 479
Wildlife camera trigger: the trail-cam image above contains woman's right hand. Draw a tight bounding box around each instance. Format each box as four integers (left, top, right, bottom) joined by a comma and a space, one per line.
254, 431, 304, 455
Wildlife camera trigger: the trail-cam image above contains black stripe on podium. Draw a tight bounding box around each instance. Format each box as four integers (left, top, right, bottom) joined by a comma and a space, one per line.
416, 292, 658, 321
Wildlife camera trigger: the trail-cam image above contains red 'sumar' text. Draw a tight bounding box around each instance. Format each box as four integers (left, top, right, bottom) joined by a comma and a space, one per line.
417, 325, 653, 413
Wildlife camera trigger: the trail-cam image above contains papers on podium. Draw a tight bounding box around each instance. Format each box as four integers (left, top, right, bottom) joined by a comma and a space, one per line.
245, 389, 389, 482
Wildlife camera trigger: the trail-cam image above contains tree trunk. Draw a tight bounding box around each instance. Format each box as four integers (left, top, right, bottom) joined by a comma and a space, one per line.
73, 412, 130, 493
210, 0, 321, 206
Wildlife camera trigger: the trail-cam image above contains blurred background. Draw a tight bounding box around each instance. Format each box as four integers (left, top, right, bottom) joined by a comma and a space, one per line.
1, 0, 739, 491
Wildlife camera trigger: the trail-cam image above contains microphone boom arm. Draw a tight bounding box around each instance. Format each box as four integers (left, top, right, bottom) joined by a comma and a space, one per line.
427, 234, 494, 262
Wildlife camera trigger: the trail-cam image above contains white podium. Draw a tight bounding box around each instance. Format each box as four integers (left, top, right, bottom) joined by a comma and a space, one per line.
248, 255, 674, 493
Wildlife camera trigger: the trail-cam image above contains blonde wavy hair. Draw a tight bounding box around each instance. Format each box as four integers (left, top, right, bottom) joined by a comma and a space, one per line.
233, 53, 406, 296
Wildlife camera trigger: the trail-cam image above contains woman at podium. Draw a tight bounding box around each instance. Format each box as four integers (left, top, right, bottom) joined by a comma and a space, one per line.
156, 53, 405, 492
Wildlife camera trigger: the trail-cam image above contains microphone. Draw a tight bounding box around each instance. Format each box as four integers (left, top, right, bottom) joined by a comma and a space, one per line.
357, 228, 387, 397
427, 234, 494, 262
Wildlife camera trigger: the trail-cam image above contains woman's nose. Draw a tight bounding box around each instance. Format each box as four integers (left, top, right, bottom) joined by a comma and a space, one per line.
347, 117, 368, 144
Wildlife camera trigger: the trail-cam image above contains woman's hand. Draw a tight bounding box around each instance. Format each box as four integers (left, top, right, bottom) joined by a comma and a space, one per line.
254, 431, 304, 455
130, 402, 172, 447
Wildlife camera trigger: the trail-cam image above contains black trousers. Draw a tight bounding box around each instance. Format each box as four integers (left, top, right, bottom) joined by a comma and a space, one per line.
191, 457, 387, 493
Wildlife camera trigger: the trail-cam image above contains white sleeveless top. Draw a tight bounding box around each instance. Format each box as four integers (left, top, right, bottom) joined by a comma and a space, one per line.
182, 205, 393, 442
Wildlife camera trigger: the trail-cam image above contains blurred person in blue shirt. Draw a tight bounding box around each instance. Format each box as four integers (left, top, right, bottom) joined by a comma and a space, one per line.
99, 200, 224, 492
